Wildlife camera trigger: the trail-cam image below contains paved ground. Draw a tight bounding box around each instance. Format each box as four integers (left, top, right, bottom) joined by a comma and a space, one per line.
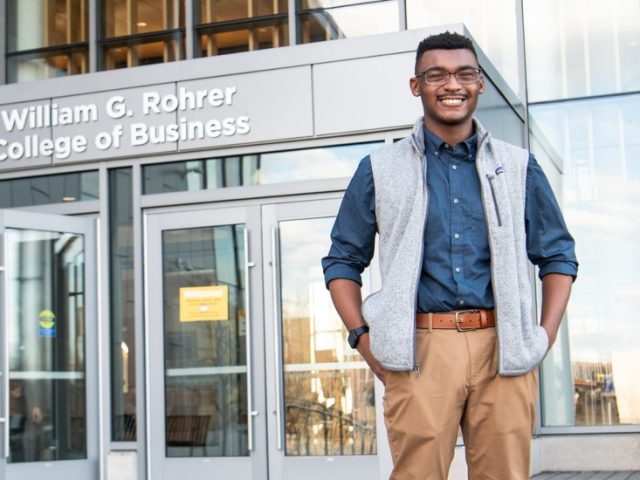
532, 473, 640, 479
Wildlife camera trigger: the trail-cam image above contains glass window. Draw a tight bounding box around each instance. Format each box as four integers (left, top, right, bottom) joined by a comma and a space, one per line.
198, 25, 288, 57
195, 0, 288, 57
7, 49, 88, 83
102, 35, 185, 69
109, 169, 136, 441
406, 0, 520, 98
6, 0, 89, 83
162, 224, 248, 456
7, 0, 88, 51
297, 0, 399, 44
530, 94, 640, 427
198, 0, 288, 23
0, 171, 99, 208
142, 142, 382, 194
7, 229, 87, 462
524, 0, 640, 102
100, 0, 185, 70
280, 217, 376, 455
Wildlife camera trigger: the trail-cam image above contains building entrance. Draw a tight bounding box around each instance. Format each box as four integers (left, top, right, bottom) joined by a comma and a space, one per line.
0, 210, 99, 480
144, 198, 379, 480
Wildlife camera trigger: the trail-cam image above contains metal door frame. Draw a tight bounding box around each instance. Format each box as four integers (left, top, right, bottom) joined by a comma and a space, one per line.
0, 209, 99, 480
143, 204, 267, 480
261, 198, 382, 480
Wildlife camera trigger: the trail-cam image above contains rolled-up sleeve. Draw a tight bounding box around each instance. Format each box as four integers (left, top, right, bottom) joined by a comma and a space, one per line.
525, 154, 579, 280
322, 156, 377, 287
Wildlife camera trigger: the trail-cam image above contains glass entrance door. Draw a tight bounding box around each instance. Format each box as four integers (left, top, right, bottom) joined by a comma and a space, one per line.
145, 199, 380, 479
0, 210, 98, 480
145, 206, 266, 480
262, 199, 379, 480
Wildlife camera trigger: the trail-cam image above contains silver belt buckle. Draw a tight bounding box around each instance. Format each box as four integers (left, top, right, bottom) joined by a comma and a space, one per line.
455, 309, 481, 332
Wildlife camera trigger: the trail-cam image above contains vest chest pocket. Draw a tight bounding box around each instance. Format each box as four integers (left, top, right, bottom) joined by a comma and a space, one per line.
485, 174, 503, 227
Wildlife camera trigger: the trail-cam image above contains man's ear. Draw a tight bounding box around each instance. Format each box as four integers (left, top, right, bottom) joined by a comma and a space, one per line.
409, 76, 421, 97
478, 77, 485, 95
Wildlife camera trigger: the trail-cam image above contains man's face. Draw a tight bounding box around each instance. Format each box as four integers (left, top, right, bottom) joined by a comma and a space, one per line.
410, 48, 484, 130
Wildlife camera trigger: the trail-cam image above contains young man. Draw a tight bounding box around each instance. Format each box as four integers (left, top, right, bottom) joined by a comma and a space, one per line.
322, 32, 578, 479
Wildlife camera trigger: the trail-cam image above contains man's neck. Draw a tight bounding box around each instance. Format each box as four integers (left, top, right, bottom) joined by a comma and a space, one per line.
423, 119, 474, 147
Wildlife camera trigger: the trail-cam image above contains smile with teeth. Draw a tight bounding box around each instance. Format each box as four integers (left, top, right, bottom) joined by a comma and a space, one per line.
439, 97, 466, 105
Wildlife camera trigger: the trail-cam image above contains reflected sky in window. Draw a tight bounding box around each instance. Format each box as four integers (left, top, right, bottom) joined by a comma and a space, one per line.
524, 0, 640, 102
530, 94, 640, 425
143, 142, 382, 194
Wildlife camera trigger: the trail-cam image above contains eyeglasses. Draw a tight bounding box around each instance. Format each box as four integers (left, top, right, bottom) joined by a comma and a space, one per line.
415, 67, 483, 86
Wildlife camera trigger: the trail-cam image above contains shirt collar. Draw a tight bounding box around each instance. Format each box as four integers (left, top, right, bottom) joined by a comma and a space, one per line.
423, 126, 477, 162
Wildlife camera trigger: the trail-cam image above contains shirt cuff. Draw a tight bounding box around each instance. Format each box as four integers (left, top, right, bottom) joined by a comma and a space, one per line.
324, 264, 363, 288
538, 261, 578, 281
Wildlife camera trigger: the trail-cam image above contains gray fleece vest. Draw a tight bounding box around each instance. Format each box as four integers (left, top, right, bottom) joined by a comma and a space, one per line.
362, 117, 549, 376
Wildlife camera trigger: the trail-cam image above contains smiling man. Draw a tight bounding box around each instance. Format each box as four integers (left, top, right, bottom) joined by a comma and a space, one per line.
322, 32, 578, 479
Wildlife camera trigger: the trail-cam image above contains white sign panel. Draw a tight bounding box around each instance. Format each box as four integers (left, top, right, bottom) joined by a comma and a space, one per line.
0, 66, 314, 171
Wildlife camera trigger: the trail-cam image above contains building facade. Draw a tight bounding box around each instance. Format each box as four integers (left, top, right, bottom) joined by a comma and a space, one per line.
0, 1, 638, 479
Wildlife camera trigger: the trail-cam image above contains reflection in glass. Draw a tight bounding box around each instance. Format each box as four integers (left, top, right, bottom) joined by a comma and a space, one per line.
298, 1, 398, 43
109, 169, 136, 441
142, 142, 382, 194
7, 229, 86, 462
530, 94, 640, 426
195, 0, 289, 57
102, 36, 185, 70
7, 49, 89, 83
162, 225, 248, 456
0, 171, 98, 208
102, 0, 185, 37
198, 0, 288, 23
406, 0, 520, 97
198, 24, 289, 57
524, 0, 640, 102
280, 217, 376, 456
7, 0, 88, 51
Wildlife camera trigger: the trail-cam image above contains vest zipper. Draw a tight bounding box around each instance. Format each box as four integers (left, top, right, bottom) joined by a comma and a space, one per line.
477, 136, 502, 374
486, 174, 503, 227
413, 136, 428, 375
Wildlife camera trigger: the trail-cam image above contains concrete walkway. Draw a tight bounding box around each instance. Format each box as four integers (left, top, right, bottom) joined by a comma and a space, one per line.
532, 473, 640, 479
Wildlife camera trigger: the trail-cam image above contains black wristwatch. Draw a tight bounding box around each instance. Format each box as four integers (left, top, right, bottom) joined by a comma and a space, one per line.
348, 325, 370, 349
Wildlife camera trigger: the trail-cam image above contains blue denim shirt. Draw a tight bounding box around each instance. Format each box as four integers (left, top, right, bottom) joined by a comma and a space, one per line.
322, 128, 578, 312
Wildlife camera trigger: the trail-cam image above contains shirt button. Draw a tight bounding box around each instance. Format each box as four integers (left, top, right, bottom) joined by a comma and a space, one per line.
453, 198, 459, 204
455, 267, 461, 272
454, 233, 460, 239
434, 151, 439, 155
452, 165, 457, 170
459, 300, 465, 305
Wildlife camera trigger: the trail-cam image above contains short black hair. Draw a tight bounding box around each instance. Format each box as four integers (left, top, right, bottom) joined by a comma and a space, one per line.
415, 32, 478, 72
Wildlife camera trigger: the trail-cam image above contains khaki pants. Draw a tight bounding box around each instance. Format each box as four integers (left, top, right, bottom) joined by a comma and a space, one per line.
383, 327, 538, 480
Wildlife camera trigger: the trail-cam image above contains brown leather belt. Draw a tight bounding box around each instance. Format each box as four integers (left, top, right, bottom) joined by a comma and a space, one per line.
416, 309, 495, 331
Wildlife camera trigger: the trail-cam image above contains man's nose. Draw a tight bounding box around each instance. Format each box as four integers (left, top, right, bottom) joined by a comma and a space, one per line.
443, 73, 462, 89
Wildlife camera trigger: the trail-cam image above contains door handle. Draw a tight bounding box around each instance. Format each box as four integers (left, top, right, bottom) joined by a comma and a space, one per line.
271, 227, 284, 451
244, 228, 257, 452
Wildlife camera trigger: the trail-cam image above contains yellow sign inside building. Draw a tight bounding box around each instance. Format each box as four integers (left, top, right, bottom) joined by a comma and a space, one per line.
179, 285, 229, 322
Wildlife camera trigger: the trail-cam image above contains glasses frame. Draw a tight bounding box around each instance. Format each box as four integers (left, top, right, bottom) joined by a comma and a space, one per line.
415, 67, 483, 86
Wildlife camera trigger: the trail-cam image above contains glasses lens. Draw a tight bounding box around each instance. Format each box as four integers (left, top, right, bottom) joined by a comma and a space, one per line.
424, 69, 449, 84
455, 68, 480, 83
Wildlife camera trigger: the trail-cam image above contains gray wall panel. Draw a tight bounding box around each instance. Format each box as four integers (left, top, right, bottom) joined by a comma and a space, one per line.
313, 53, 422, 135
177, 66, 313, 150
